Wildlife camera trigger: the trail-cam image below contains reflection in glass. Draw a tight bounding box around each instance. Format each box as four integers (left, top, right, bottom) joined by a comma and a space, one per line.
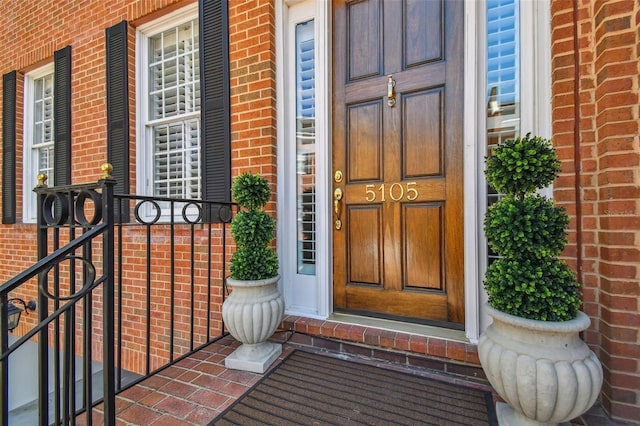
486, 0, 520, 265
295, 20, 316, 275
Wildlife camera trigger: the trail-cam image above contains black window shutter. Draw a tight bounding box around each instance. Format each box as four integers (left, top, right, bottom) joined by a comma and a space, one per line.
2, 71, 17, 224
106, 20, 130, 222
54, 46, 72, 186
200, 0, 231, 223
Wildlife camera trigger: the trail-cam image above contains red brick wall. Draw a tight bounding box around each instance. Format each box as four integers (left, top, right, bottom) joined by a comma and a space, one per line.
113, 225, 225, 373
551, 0, 640, 421
228, 0, 278, 210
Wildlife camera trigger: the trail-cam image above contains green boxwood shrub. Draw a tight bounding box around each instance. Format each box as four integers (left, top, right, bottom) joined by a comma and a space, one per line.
485, 133, 561, 198
231, 210, 275, 248
484, 257, 580, 321
229, 246, 279, 281
229, 173, 279, 280
484, 133, 581, 321
484, 194, 569, 259
231, 173, 271, 211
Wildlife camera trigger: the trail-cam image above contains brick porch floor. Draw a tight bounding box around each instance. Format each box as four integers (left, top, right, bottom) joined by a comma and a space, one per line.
112, 335, 291, 426
83, 327, 628, 426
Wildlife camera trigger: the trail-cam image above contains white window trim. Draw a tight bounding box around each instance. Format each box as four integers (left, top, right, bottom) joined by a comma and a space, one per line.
23, 63, 55, 223
135, 3, 199, 221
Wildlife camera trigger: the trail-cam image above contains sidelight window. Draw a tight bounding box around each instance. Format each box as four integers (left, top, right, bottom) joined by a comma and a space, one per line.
295, 19, 317, 275
485, 0, 520, 265
279, 0, 330, 317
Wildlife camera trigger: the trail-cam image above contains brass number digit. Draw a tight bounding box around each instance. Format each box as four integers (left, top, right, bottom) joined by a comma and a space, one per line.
365, 184, 376, 202
378, 184, 386, 202
389, 183, 404, 201
406, 182, 418, 200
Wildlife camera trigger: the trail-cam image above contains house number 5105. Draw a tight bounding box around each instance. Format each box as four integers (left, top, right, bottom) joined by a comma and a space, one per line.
365, 182, 418, 202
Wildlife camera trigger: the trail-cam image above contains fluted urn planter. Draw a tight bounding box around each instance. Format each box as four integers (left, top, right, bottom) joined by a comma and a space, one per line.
479, 305, 602, 425
222, 275, 284, 373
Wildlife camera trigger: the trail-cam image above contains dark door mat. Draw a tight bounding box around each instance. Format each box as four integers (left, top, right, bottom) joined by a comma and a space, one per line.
210, 350, 497, 425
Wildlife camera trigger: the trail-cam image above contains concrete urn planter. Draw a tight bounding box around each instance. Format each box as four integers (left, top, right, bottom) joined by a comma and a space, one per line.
478, 305, 602, 426
222, 275, 284, 373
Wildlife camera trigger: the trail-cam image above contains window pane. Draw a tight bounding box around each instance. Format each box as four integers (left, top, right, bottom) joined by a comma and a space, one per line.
486, 0, 520, 265
38, 146, 54, 183
148, 19, 200, 120
295, 20, 316, 275
152, 118, 200, 199
487, 0, 520, 128
186, 119, 201, 197
33, 73, 55, 184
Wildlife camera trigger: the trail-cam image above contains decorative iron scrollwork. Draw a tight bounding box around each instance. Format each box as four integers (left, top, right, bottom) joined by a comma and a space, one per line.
218, 205, 233, 223
42, 193, 69, 226
182, 202, 202, 224
134, 200, 162, 225
39, 255, 97, 302
75, 189, 103, 226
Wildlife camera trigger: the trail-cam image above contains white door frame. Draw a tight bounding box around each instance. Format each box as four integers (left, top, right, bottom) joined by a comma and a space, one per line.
276, 0, 482, 336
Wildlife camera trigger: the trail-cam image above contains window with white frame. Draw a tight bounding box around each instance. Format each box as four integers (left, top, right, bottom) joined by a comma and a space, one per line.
137, 5, 201, 202
23, 65, 55, 222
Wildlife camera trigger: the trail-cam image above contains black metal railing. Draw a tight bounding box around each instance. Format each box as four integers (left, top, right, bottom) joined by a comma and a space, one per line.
112, 192, 234, 384
0, 168, 233, 425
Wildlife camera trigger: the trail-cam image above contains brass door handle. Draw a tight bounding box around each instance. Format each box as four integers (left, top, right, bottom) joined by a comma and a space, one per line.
334, 187, 343, 230
387, 75, 396, 107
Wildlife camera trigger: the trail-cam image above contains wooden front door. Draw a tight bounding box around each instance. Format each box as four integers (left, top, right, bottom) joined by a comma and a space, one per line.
332, 0, 464, 326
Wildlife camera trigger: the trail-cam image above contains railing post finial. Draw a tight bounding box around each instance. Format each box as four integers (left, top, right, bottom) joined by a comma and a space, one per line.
100, 163, 114, 181
36, 173, 48, 188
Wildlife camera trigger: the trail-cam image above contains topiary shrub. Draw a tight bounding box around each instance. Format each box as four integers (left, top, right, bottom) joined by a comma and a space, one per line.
484, 134, 561, 198
484, 133, 581, 321
229, 173, 279, 280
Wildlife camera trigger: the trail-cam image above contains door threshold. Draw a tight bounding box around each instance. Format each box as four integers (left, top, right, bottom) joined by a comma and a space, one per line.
280, 313, 481, 371
328, 312, 468, 343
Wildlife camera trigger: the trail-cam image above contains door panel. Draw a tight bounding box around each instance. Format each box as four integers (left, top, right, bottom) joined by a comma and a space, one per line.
405, 0, 443, 67
403, 88, 443, 177
347, 0, 382, 80
347, 101, 382, 182
404, 203, 443, 291
333, 0, 464, 326
347, 205, 382, 285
